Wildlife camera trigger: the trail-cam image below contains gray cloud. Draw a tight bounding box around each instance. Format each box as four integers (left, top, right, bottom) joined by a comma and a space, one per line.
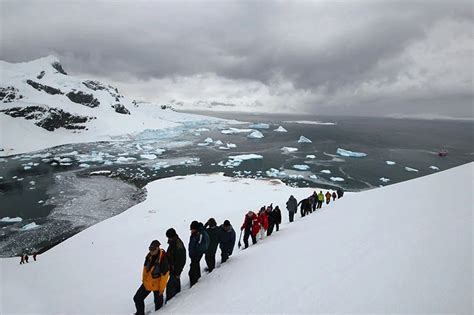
1, 0, 473, 117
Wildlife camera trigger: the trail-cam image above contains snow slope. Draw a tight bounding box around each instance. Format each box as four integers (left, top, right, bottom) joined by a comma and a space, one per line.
0, 56, 228, 156
1, 163, 472, 314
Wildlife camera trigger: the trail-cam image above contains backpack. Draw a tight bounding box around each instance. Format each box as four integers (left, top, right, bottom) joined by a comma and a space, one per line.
197, 230, 210, 254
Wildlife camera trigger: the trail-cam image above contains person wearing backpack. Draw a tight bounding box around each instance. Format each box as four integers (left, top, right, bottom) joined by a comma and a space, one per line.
188, 221, 209, 287
218, 220, 236, 263
240, 211, 259, 248
204, 218, 219, 273
286, 195, 297, 222
133, 240, 170, 315
325, 191, 332, 205
165, 228, 186, 302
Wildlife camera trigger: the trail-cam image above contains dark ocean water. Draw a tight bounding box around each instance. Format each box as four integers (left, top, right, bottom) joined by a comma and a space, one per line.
0, 113, 472, 256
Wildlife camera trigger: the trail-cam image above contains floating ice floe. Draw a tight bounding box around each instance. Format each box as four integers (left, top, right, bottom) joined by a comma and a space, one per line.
153, 162, 171, 170
310, 175, 318, 179
221, 128, 254, 135
204, 137, 214, 143
306, 155, 316, 159
62, 151, 79, 156
197, 142, 210, 146
405, 167, 419, 172
0, 217, 23, 223
214, 140, 223, 146
298, 136, 312, 143
20, 222, 40, 231
281, 147, 298, 153
385, 161, 396, 165
293, 165, 310, 171
116, 157, 137, 164
195, 128, 210, 132
219, 154, 263, 168
379, 177, 390, 183
248, 131, 264, 139
29, 181, 35, 185
79, 163, 90, 168
38, 200, 44, 204
330, 177, 345, 182
274, 126, 288, 132
336, 148, 367, 158
140, 154, 158, 160
90, 170, 112, 176
227, 143, 237, 148
24, 165, 32, 170
249, 123, 270, 129
218, 146, 230, 150
320, 169, 331, 174
430, 166, 440, 171
289, 174, 305, 179
156, 149, 166, 155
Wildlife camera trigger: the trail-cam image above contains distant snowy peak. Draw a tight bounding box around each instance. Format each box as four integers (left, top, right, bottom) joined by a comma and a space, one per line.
0, 56, 133, 132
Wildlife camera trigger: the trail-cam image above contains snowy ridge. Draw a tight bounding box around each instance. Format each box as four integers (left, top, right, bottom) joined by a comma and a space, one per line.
0, 56, 228, 156
1, 163, 472, 313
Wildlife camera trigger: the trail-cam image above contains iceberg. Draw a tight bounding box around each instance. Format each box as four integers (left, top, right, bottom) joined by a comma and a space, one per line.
330, 177, 345, 182
274, 126, 288, 132
336, 148, 367, 158
298, 136, 312, 143
386, 161, 396, 165
204, 137, 214, 143
140, 154, 157, 160
281, 147, 298, 153
249, 123, 270, 129
0, 217, 23, 223
219, 154, 263, 168
20, 222, 40, 231
227, 143, 237, 148
248, 131, 264, 139
293, 165, 310, 171
320, 169, 331, 174
221, 128, 254, 135
405, 167, 419, 172
306, 155, 316, 159
430, 166, 440, 171
214, 140, 223, 146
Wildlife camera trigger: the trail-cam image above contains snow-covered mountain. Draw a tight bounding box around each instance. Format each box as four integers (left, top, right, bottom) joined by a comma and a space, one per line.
0, 56, 226, 156
1, 163, 471, 313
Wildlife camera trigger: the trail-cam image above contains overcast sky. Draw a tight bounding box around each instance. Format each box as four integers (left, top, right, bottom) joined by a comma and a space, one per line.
1, 0, 473, 117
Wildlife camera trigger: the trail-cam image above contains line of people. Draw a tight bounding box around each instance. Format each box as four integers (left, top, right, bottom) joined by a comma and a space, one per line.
133, 187, 343, 314
133, 219, 236, 315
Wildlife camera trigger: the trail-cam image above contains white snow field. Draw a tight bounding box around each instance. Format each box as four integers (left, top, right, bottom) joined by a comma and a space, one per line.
0, 56, 228, 156
1, 163, 472, 314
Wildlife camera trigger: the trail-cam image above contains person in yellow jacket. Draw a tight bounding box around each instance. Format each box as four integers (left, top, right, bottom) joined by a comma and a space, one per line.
133, 240, 170, 315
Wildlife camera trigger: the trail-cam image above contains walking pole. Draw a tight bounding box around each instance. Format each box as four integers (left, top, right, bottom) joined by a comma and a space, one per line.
237, 229, 243, 249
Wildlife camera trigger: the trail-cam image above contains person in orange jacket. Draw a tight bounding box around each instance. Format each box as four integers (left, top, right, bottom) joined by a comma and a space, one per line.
325, 191, 332, 205
133, 240, 170, 315
241, 211, 259, 248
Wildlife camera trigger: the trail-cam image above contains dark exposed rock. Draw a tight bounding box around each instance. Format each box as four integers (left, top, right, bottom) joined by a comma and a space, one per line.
51, 61, 67, 75
37, 71, 46, 79
0, 86, 23, 103
66, 91, 100, 108
0, 106, 94, 131
83, 80, 123, 101
112, 103, 130, 115
26, 80, 63, 95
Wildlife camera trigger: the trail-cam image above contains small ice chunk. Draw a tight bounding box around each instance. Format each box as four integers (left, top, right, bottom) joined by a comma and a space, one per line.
219, 154, 263, 168
24, 166, 32, 170
306, 155, 316, 159
249, 123, 270, 129
156, 149, 166, 155
20, 222, 40, 231
226, 143, 237, 148
293, 165, 310, 171
221, 128, 254, 135
266, 168, 287, 178
405, 167, 419, 172
337, 148, 367, 158
320, 169, 331, 174
298, 136, 312, 143
196, 128, 210, 132
214, 140, 223, 145
116, 157, 137, 164
29, 181, 35, 185
379, 177, 390, 183
274, 126, 287, 132
248, 131, 264, 139
79, 163, 90, 168
429, 166, 440, 171
385, 161, 396, 165
0, 217, 23, 223
310, 175, 318, 179
197, 142, 209, 146
281, 147, 298, 153
140, 154, 158, 160
38, 200, 44, 204
330, 177, 345, 182
289, 174, 304, 179
218, 146, 230, 150
204, 137, 214, 143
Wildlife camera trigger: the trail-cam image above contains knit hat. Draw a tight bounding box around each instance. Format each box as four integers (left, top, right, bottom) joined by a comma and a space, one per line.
206, 218, 217, 227
166, 228, 177, 238
223, 220, 231, 227
149, 240, 160, 250
190, 220, 200, 230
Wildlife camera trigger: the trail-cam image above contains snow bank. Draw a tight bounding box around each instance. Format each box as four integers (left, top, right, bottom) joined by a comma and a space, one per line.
1, 164, 472, 314
337, 148, 367, 158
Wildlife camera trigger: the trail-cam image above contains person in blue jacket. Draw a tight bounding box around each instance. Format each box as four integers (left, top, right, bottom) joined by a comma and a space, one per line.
218, 220, 236, 263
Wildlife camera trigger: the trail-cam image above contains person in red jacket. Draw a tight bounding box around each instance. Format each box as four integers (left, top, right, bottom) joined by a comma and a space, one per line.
240, 211, 259, 249
258, 207, 269, 240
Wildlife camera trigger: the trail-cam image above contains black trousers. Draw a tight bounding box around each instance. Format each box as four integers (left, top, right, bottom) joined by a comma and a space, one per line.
243, 229, 257, 248
289, 211, 294, 222
205, 252, 216, 272
165, 273, 181, 302
275, 222, 280, 231
317, 201, 323, 209
312, 203, 316, 211
133, 284, 163, 315
221, 251, 230, 263
267, 222, 275, 236
189, 255, 202, 287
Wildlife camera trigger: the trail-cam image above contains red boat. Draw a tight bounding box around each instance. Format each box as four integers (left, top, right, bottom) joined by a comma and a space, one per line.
438, 150, 448, 157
